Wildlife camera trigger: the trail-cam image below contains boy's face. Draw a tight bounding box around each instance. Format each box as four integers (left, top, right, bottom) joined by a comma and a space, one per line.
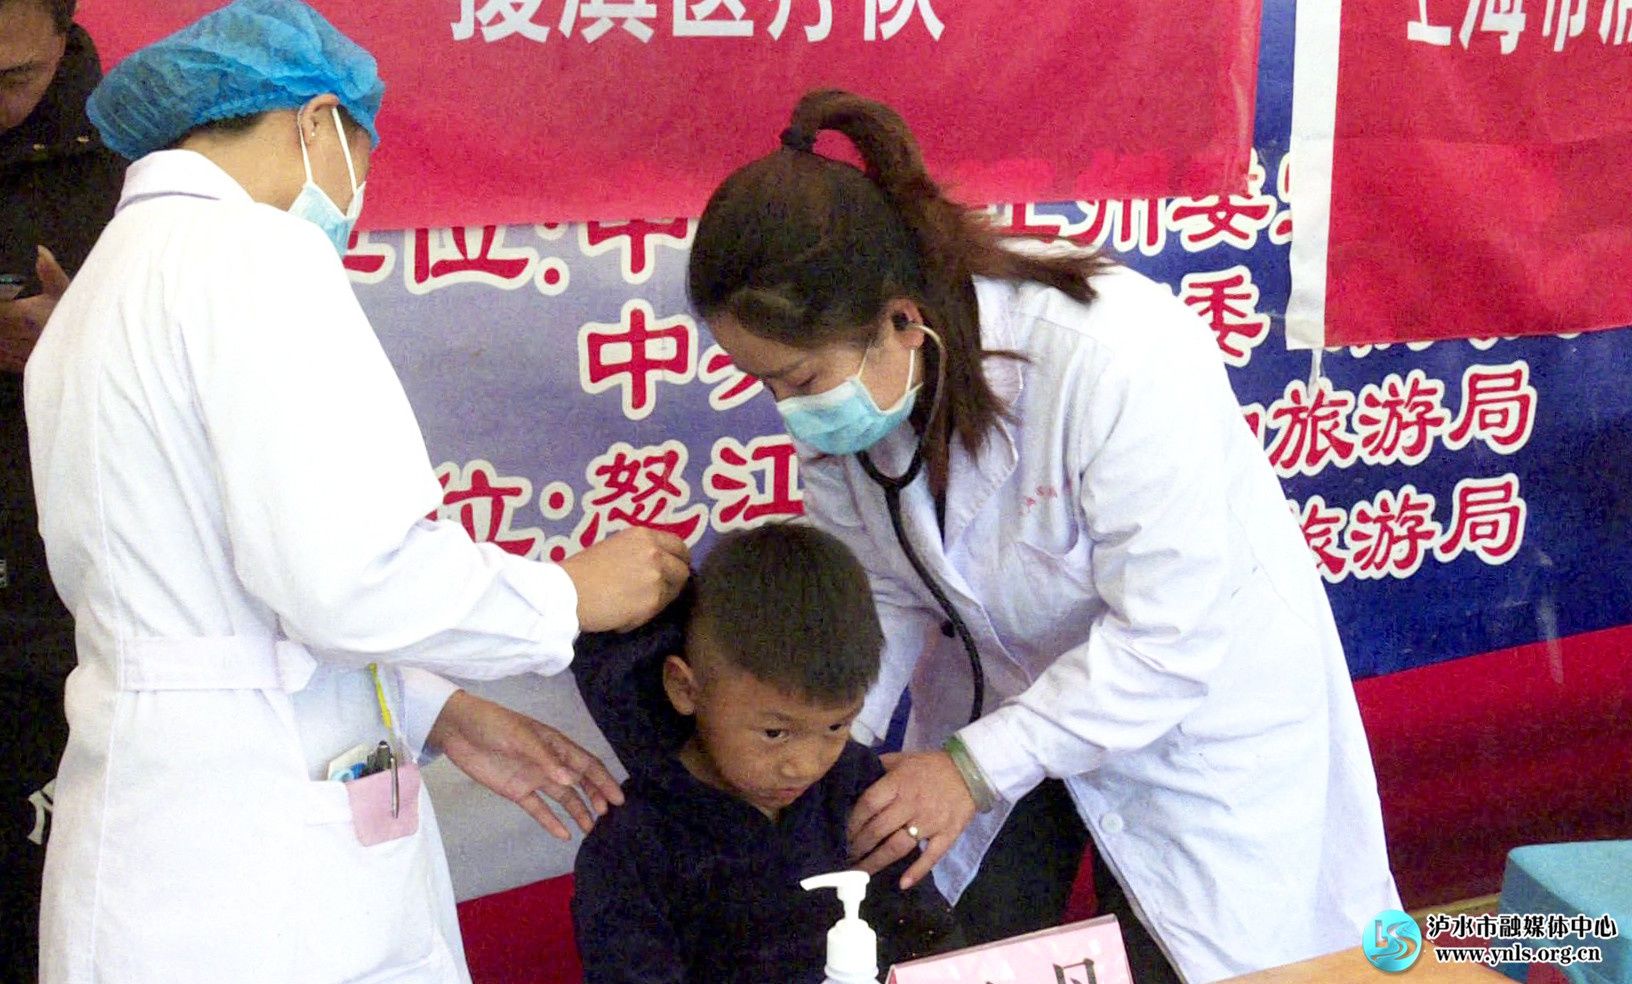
665, 640, 863, 817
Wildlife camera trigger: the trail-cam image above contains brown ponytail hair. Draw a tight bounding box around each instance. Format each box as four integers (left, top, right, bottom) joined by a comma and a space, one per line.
688, 89, 1110, 490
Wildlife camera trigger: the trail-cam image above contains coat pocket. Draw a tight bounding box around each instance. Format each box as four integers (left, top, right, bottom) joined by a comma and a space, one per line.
982, 531, 1104, 662
297, 779, 442, 981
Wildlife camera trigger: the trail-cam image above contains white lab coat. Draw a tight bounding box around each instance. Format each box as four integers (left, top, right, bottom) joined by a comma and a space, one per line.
24, 151, 581, 983
805, 271, 1400, 983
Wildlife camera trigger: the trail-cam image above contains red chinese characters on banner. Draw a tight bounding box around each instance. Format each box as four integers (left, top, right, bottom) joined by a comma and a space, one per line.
1241, 402, 1266, 447
1081, 199, 1169, 257
343, 230, 397, 285
406, 226, 539, 294
1167, 151, 1277, 252
993, 163, 1282, 261
1266, 380, 1360, 478
1436, 473, 1527, 564
1444, 361, 1538, 454
1291, 476, 1530, 581
1353, 369, 1453, 467
571, 440, 709, 548
1180, 265, 1271, 367
1345, 486, 1443, 580
1295, 497, 1350, 582
698, 344, 764, 411
578, 218, 693, 285
431, 460, 545, 558
704, 435, 805, 529
992, 200, 1168, 258
579, 300, 699, 420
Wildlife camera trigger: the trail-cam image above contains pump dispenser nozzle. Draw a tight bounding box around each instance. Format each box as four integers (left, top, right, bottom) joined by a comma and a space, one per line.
801, 870, 881, 984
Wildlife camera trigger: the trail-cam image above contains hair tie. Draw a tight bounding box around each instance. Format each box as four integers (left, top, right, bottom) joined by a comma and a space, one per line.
779, 126, 816, 153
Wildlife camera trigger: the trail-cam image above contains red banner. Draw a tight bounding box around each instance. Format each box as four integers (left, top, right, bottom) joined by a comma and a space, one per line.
1288, 0, 1632, 348
79, 0, 1261, 229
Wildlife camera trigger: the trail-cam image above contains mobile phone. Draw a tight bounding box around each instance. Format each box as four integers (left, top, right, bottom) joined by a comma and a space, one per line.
0, 274, 25, 302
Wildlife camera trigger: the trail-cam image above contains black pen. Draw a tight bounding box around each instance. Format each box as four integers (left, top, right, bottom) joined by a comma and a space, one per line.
386, 743, 399, 818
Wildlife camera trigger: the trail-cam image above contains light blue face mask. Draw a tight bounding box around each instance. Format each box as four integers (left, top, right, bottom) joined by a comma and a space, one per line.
777, 340, 920, 455
288, 107, 365, 257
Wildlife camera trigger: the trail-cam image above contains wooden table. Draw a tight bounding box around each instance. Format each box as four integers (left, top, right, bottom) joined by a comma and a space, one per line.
1219, 944, 1512, 982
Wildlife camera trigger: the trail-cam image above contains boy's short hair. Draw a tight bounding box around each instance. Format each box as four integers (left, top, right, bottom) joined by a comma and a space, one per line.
688, 523, 881, 705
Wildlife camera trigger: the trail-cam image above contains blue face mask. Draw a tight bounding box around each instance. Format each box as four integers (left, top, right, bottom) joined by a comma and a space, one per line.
777, 342, 919, 455
289, 107, 365, 257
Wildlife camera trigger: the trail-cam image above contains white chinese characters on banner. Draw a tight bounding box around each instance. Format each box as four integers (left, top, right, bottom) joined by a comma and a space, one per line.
452, 0, 935, 43
1407, 0, 1632, 49
768, 0, 832, 40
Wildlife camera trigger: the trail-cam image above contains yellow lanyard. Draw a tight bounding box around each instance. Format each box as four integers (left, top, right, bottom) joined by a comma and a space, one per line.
367, 663, 395, 733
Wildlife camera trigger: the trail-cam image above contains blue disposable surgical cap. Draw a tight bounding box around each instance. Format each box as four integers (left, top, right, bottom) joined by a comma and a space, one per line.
87, 0, 385, 161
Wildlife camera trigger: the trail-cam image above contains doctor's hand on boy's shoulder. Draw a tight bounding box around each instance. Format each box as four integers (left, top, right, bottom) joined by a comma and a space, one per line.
559, 526, 691, 633
428, 689, 626, 840
0, 247, 70, 373
848, 751, 978, 891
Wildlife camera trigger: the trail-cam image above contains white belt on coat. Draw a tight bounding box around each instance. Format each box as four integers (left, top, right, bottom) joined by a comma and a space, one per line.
117, 635, 318, 693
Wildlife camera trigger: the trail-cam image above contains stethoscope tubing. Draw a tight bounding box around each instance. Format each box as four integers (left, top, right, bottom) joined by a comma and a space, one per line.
858, 448, 985, 725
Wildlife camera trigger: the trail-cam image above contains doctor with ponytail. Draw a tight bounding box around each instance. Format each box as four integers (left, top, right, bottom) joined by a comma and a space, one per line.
687, 89, 1399, 983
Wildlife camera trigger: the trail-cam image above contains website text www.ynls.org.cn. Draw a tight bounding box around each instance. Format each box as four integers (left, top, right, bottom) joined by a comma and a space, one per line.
1423, 911, 1619, 968
1434, 942, 1605, 966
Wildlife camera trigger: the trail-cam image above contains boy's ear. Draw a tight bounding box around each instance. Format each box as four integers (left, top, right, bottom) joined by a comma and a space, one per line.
663, 654, 700, 716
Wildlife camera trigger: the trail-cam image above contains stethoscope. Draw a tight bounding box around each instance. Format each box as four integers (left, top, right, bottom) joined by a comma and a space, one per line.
853, 326, 986, 726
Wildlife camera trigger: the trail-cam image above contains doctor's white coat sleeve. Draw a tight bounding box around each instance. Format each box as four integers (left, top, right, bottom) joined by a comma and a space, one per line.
183, 218, 579, 680
852, 589, 939, 747
957, 328, 1238, 801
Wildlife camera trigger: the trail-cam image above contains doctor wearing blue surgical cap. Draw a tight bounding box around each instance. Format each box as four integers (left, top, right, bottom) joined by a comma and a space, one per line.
23, 2, 691, 981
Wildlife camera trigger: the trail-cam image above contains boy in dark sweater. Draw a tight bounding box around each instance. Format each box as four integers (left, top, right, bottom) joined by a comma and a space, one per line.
570, 524, 962, 983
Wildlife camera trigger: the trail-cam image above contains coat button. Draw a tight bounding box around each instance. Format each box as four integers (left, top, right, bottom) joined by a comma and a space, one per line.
1101, 812, 1125, 835
940, 620, 955, 638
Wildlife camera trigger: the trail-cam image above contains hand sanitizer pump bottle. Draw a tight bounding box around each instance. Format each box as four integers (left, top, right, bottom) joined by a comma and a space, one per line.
800, 870, 883, 984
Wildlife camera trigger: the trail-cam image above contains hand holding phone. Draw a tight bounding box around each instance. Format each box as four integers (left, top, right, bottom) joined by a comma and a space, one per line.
1, 247, 71, 371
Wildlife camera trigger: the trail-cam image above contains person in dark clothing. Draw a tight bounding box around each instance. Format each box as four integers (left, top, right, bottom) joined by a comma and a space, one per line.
1, 0, 124, 352
0, 1, 124, 978
570, 524, 963, 984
